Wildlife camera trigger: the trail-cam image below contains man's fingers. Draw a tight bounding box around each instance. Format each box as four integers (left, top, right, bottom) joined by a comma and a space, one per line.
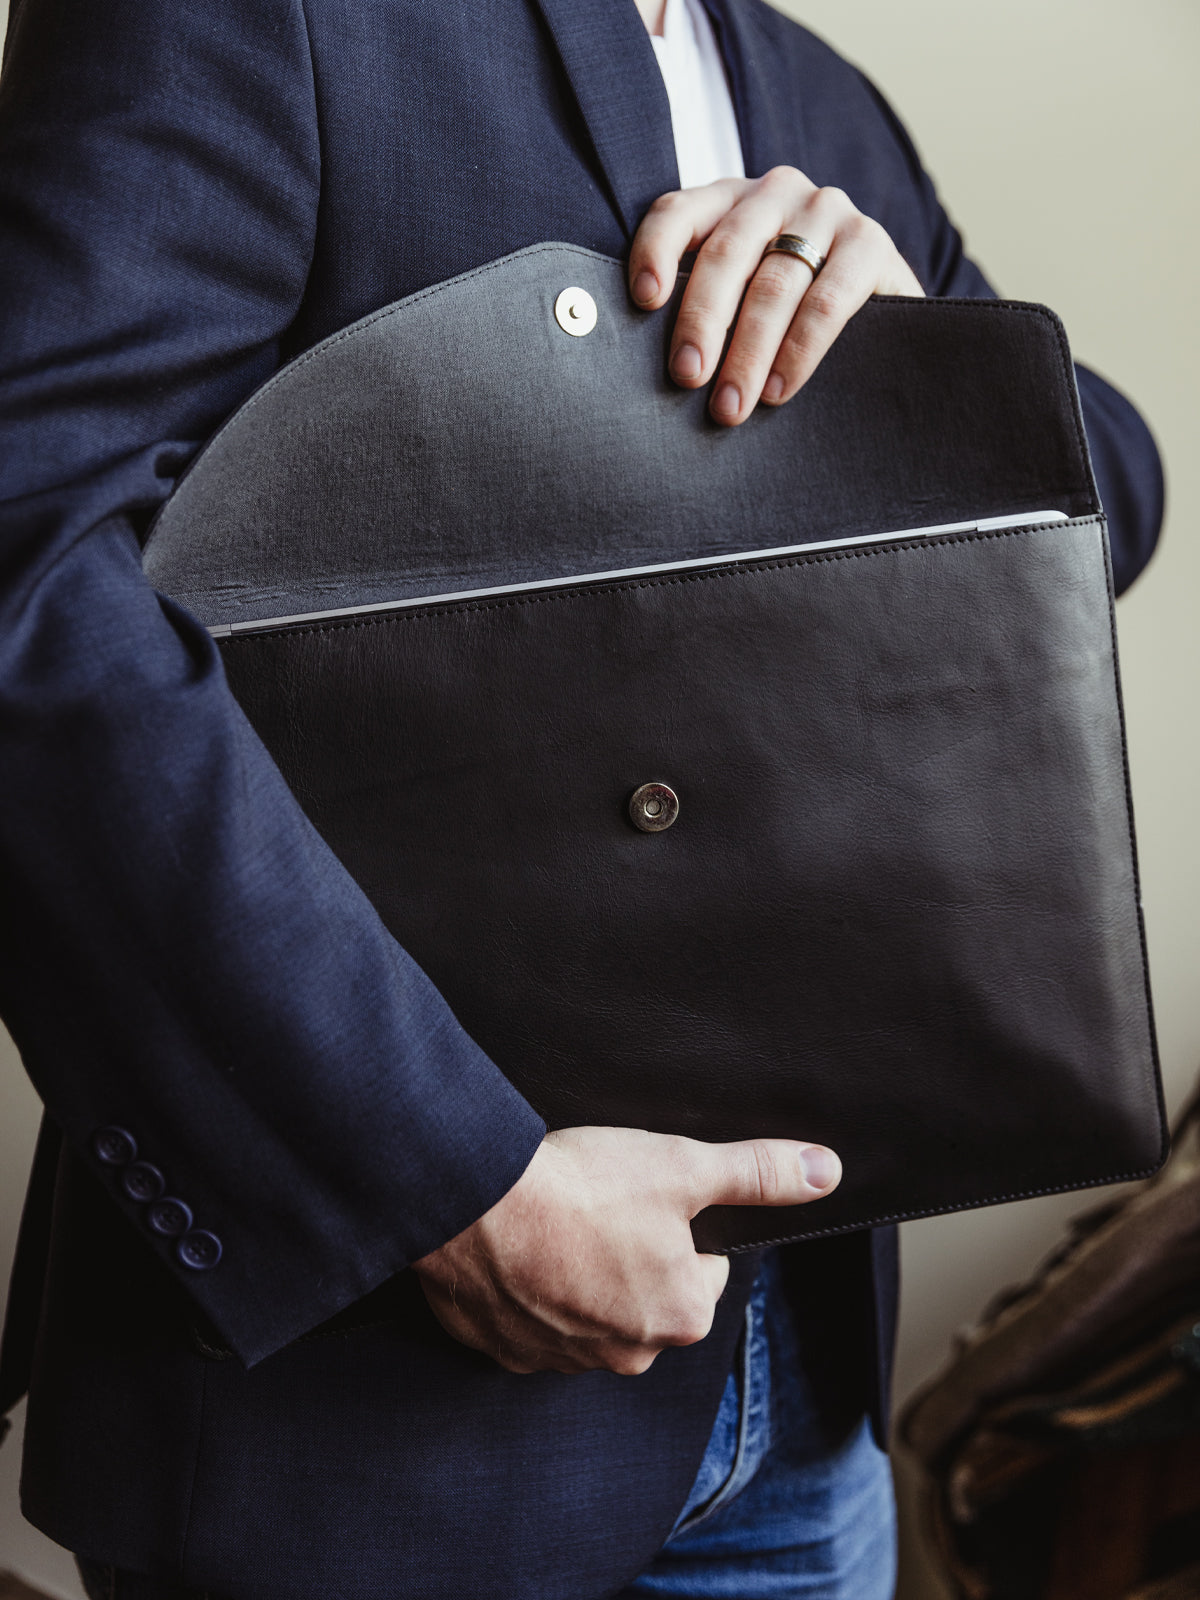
416, 1122, 839, 1382
752, 250, 875, 409
717, 204, 906, 418
696, 1249, 731, 1304
664, 181, 817, 389
629, 166, 926, 422
628, 179, 755, 310
701, 182, 849, 408
755, 217, 910, 407
707, 235, 834, 423
685, 1137, 842, 1213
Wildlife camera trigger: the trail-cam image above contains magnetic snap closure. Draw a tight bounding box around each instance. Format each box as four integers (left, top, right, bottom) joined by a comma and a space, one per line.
554, 286, 597, 338
629, 782, 679, 833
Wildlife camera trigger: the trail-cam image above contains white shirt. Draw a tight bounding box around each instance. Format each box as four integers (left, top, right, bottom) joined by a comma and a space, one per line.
650, 0, 746, 190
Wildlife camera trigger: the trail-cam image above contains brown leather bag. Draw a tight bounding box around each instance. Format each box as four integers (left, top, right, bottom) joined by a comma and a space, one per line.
900, 1081, 1200, 1600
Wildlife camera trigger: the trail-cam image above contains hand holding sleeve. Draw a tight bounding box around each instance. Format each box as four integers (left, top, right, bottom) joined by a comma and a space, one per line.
0, 0, 545, 1366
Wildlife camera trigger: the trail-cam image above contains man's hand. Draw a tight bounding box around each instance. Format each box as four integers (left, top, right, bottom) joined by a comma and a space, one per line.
412, 1125, 840, 1375
629, 166, 925, 425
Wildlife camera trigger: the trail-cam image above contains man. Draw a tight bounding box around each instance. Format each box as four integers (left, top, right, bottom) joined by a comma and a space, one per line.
0, 0, 1163, 1596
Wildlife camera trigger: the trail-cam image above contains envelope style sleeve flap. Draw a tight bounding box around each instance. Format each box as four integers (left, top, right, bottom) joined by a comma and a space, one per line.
146, 243, 1164, 1249
143, 243, 1101, 624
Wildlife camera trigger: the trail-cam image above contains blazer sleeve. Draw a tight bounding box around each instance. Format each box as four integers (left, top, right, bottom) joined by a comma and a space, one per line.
0, 0, 545, 1366
854, 69, 1165, 595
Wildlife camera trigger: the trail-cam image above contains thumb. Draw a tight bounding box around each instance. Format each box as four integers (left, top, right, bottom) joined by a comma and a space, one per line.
685, 1138, 842, 1213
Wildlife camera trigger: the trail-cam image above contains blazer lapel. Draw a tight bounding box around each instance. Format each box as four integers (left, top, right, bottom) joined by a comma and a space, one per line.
534, 0, 679, 239
532, 0, 809, 236
698, 0, 807, 178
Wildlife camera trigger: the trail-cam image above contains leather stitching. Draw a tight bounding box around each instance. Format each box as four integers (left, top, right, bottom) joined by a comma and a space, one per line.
726, 1157, 1169, 1252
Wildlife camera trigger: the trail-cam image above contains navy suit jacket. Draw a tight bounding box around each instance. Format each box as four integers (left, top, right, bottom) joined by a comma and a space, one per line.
0, 0, 1163, 1594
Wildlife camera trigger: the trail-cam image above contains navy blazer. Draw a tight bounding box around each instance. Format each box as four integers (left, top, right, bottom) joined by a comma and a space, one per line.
0, 0, 1164, 1594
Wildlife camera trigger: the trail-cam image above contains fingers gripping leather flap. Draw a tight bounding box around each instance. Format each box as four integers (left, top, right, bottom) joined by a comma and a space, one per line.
143, 242, 1100, 626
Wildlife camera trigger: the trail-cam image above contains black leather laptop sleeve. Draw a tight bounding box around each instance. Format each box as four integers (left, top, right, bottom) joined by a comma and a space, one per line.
143, 243, 1166, 1251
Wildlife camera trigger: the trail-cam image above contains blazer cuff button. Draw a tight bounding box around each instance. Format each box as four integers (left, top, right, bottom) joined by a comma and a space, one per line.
92, 1126, 137, 1166
148, 1198, 194, 1237
177, 1230, 223, 1270
122, 1162, 166, 1203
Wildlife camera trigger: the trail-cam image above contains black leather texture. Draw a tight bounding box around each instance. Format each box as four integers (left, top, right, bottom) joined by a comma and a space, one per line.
216, 513, 1164, 1249
147, 243, 1167, 1250
144, 243, 1099, 626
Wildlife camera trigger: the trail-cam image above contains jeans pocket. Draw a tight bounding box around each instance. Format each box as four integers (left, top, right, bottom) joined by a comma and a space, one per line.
668, 1251, 783, 1542
669, 1301, 762, 1539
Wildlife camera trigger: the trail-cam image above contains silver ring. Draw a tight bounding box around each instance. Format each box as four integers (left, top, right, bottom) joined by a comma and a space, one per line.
763, 234, 826, 276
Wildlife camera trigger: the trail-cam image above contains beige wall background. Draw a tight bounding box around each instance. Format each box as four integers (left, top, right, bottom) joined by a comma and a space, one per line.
1, 0, 1197, 1595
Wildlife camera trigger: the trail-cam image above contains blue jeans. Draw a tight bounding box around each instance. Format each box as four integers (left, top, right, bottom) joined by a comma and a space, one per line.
618, 1250, 897, 1599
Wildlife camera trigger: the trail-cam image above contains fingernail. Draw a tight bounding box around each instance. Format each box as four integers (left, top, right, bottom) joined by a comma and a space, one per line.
672, 342, 702, 382
801, 1146, 841, 1192
712, 382, 740, 421
633, 269, 659, 305
763, 372, 785, 403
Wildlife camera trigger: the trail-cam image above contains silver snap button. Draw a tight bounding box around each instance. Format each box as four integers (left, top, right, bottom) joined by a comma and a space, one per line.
629, 782, 679, 833
554, 286, 597, 338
